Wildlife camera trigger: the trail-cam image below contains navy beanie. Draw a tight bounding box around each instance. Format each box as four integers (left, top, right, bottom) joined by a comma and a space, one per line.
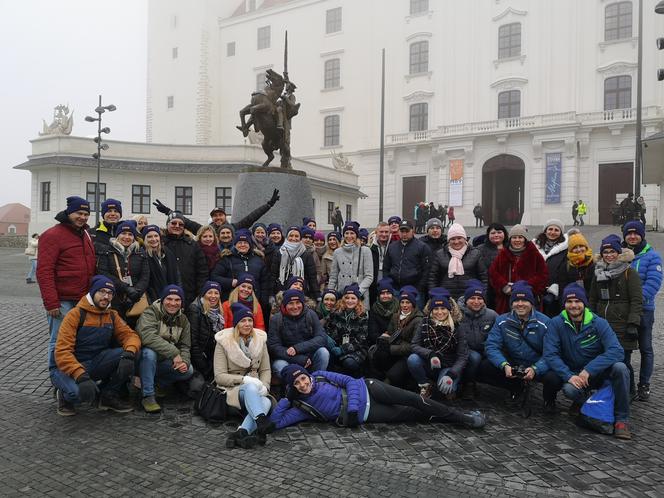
399, 285, 418, 306
342, 221, 360, 236
160, 284, 184, 303
286, 225, 302, 237
377, 278, 395, 296
301, 226, 315, 239
285, 275, 305, 289
428, 286, 451, 310
343, 283, 362, 299
142, 224, 161, 237
89, 275, 115, 297
359, 228, 369, 241
283, 288, 305, 306
600, 234, 622, 254
387, 216, 402, 225
200, 280, 221, 297
236, 272, 255, 288
234, 228, 253, 246
463, 279, 486, 302
251, 222, 267, 234
65, 196, 91, 215
267, 223, 283, 235
281, 363, 310, 390
114, 220, 138, 238
322, 288, 339, 300
303, 217, 316, 226
327, 231, 342, 242
562, 282, 589, 307
231, 302, 254, 327
101, 198, 122, 217
622, 221, 645, 240
510, 281, 536, 306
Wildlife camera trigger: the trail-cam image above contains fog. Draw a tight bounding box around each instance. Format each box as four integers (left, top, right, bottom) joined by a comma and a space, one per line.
0, 0, 148, 207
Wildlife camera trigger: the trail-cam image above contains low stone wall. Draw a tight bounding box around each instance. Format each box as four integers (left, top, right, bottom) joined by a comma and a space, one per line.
0, 235, 28, 248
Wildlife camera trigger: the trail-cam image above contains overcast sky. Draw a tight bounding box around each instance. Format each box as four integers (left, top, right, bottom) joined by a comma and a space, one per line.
0, 0, 148, 207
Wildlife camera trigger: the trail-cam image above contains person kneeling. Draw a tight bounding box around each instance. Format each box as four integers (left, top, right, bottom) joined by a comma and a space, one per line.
51, 276, 141, 416
215, 303, 274, 449
270, 365, 485, 430
544, 283, 632, 439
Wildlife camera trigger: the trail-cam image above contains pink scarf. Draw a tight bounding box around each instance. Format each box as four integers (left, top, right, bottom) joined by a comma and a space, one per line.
448, 243, 468, 278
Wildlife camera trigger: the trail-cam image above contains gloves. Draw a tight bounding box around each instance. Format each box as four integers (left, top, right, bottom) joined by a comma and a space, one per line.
376, 336, 390, 351
76, 373, 99, 403
439, 375, 454, 395
429, 354, 442, 369
242, 375, 263, 388
152, 199, 172, 215
547, 283, 559, 298
257, 383, 268, 396
267, 189, 280, 207
125, 287, 141, 303
625, 325, 639, 341
345, 411, 359, 428
116, 351, 136, 381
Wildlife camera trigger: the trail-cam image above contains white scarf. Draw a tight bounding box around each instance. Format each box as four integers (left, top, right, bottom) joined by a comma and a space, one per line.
448, 243, 468, 278
279, 241, 306, 285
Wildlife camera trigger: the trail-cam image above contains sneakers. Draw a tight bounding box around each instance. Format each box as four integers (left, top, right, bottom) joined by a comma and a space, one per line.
543, 399, 557, 415
142, 395, 162, 413
226, 429, 257, 449
99, 392, 133, 413
419, 383, 432, 399
56, 389, 76, 417
614, 422, 632, 440
637, 384, 650, 402
461, 410, 486, 429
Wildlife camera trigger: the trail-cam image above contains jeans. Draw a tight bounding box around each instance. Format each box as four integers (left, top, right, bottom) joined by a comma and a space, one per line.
463, 350, 483, 383
238, 383, 272, 434
406, 354, 460, 393
50, 347, 124, 403
272, 347, 330, 376
560, 362, 630, 423
26, 259, 37, 281
47, 300, 77, 373
372, 352, 412, 388
139, 348, 194, 397
638, 309, 654, 385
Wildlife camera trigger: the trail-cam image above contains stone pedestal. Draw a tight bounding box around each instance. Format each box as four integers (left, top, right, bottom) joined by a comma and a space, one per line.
231, 167, 314, 228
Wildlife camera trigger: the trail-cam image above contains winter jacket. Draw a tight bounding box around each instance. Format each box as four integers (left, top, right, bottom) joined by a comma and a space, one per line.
270, 247, 321, 301
222, 299, 266, 331
478, 241, 501, 272
269, 370, 369, 429
186, 298, 223, 379
145, 246, 182, 303
54, 296, 141, 380
369, 241, 391, 304
90, 220, 118, 249
383, 309, 423, 357
458, 304, 498, 353
162, 233, 208, 307
421, 235, 447, 255
427, 245, 488, 299
589, 251, 643, 350
544, 309, 624, 381
411, 317, 468, 379
489, 242, 549, 314
213, 328, 271, 409
136, 301, 191, 365
534, 236, 569, 316
95, 240, 150, 312
485, 310, 550, 374
630, 242, 663, 311
36, 211, 96, 311
328, 244, 374, 302
268, 308, 327, 365
211, 248, 271, 303
326, 309, 370, 364
368, 299, 399, 343
383, 237, 432, 292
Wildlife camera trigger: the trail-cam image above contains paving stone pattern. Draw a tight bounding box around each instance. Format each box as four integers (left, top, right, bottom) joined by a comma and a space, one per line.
1, 226, 663, 497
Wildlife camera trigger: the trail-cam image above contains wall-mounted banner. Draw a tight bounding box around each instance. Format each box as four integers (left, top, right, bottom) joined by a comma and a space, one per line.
449, 159, 463, 207
545, 152, 562, 204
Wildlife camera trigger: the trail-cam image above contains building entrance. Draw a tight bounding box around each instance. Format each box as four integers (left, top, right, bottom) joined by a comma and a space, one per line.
482, 154, 525, 225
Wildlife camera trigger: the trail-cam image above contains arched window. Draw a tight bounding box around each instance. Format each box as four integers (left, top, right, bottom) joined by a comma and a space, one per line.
498, 90, 521, 119
604, 75, 632, 110
605, 2, 632, 41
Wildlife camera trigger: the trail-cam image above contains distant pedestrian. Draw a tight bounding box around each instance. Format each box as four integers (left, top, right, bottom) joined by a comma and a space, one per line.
447, 206, 456, 227
572, 201, 579, 226
577, 200, 587, 226
473, 204, 483, 228
25, 233, 39, 284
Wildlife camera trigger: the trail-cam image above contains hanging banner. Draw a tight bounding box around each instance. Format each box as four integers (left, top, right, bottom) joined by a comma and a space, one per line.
449, 159, 463, 207
545, 153, 562, 204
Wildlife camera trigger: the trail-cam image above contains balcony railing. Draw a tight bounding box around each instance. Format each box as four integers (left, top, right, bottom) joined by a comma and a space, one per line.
386, 106, 660, 145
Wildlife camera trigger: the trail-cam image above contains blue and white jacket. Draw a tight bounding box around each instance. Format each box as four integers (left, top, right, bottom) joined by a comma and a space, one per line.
630, 243, 663, 311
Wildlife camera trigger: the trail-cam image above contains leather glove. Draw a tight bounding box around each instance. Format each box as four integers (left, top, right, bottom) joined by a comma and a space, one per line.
267, 189, 280, 207
116, 351, 136, 381
152, 199, 172, 215
126, 287, 141, 302
346, 411, 360, 428
625, 325, 639, 341
76, 373, 99, 403
429, 354, 442, 369
439, 375, 454, 395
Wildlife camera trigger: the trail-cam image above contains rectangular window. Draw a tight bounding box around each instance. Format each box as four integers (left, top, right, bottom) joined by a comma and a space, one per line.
409, 41, 429, 74
132, 185, 151, 214
604, 75, 632, 110
248, 0, 256, 11
40, 181, 51, 212
172, 47, 178, 59
409, 103, 428, 132
498, 90, 521, 119
498, 23, 521, 59
256, 72, 266, 92
328, 201, 335, 224
257, 25, 271, 50
167, 95, 174, 109
215, 187, 232, 215
326, 7, 342, 33
175, 186, 193, 215
227, 42, 236, 57
346, 204, 352, 222
410, 0, 428, 15
605, 2, 632, 41
324, 58, 341, 89
324, 115, 340, 146
86, 182, 107, 213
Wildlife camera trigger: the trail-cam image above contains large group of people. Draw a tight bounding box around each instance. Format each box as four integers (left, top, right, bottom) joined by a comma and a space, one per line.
35, 192, 661, 448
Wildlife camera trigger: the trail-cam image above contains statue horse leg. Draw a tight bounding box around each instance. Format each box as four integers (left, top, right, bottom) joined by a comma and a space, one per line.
261, 139, 275, 167
237, 104, 252, 137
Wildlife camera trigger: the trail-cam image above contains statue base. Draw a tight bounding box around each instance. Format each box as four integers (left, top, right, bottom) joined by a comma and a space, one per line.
231, 167, 314, 229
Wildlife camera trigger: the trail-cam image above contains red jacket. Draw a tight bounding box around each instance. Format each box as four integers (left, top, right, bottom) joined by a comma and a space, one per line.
488, 241, 549, 314
37, 211, 96, 311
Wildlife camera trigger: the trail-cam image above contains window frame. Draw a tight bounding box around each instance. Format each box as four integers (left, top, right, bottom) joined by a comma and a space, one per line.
324, 58, 341, 89
326, 7, 342, 34
256, 72, 266, 92
327, 202, 335, 224
605, 1, 633, 41
410, 0, 429, 15
132, 185, 151, 214
604, 75, 632, 110
345, 204, 352, 223
324, 115, 340, 147
409, 40, 429, 75
409, 102, 428, 132
175, 186, 193, 215
40, 181, 51, 212
257, 25, 271, 50
86, 182, 107, 213
497, 90, 521, 119
498, 22, 521, 59
167, 95, 174, 109
227, 42, 236, 57
215, 187, 233, 215
172, 47, 178, 59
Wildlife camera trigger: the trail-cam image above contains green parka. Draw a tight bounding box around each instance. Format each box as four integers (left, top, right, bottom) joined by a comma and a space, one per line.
136, 301, 191, 365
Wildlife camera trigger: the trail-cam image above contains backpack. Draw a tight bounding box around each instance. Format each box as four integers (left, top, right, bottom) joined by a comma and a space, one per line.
575, 381, 615, 435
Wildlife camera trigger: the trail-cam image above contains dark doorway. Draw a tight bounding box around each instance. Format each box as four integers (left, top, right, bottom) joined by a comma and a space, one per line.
482, 155, 525, 225
402, 176, 426, 221
598, 163, 633, 224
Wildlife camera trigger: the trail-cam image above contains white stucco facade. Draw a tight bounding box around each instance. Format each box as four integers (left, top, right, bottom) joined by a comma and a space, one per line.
145, 0, 664, 227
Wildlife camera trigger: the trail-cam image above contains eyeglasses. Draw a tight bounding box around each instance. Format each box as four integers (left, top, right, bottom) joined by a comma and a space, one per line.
97, 289, 114, 297
169, 222, 184, 227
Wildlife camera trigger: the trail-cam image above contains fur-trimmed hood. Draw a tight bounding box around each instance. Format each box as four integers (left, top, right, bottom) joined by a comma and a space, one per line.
535, 233, 569, 261
214, 328, 267, 369
593, 247, 635, 264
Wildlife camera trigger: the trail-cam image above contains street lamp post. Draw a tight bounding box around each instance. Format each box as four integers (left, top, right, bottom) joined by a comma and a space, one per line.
85, 95, 116, 226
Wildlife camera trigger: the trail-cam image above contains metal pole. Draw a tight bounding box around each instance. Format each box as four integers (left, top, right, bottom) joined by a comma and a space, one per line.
379, 48, 385, 222
95, 94, 102, 226
635, 0, 643, 196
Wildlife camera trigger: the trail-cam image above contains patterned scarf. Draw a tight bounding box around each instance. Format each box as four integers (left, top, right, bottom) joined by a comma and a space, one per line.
422, 319, 457, 354
594, 259, 630, 282
206, 307, 224, 332
279, 241, 306, 285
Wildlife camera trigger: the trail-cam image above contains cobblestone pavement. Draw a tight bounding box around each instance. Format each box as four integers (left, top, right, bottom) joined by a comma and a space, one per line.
2, 225, 663, 497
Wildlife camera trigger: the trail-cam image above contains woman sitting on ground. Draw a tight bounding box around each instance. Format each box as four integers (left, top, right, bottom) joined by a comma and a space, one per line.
270, 275, 317, 317
222, 273, 266, 331
368, 278, 400, 345
269, 364, 486, 430
214, 303, 273, 449
187, 281, 224, 381
315, 288, 338, 328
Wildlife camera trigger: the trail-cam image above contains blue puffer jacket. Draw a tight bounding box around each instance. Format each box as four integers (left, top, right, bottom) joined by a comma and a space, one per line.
544, 309, 624, 381
485, 310, 550, 374
269, 371, 369, 429
631, 243, 663, 311
267, 309, 327, 365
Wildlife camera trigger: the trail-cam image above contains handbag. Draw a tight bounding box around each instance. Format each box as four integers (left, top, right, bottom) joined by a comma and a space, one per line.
112, 253, 148, 317
195, 382, 228, 422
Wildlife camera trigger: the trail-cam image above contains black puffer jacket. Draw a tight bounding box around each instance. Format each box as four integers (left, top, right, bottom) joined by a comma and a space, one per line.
211, 248, 271, 303
162, 233, 209, 307
186, 298, 221, 380
421, 235, 447, 255
145, 246, 182, 303
383, 237, 432, 292
457, 303, 498, 353
95, 240, 149, 312
427, 245, 487, 299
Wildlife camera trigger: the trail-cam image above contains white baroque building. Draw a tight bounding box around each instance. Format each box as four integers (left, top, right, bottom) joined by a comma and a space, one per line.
146, 0, 664, 227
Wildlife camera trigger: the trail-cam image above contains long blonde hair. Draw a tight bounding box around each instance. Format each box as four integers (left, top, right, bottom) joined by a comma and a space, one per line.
200, 292, 221, 314
228, 286, 261, 315
196, 225, 219, 245
334, 293, 366, 316
233, 321, 255, 343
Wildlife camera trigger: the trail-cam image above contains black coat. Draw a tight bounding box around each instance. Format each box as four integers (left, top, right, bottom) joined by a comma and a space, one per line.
162, 233, 209, 307
186, 298, 218, 380
211, 248, 271, 303
270, 246, 320, 300
421, 235, 447, 254
383, 237, 432, 293
427, 245, 487, 299
145, 246, 182, 303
